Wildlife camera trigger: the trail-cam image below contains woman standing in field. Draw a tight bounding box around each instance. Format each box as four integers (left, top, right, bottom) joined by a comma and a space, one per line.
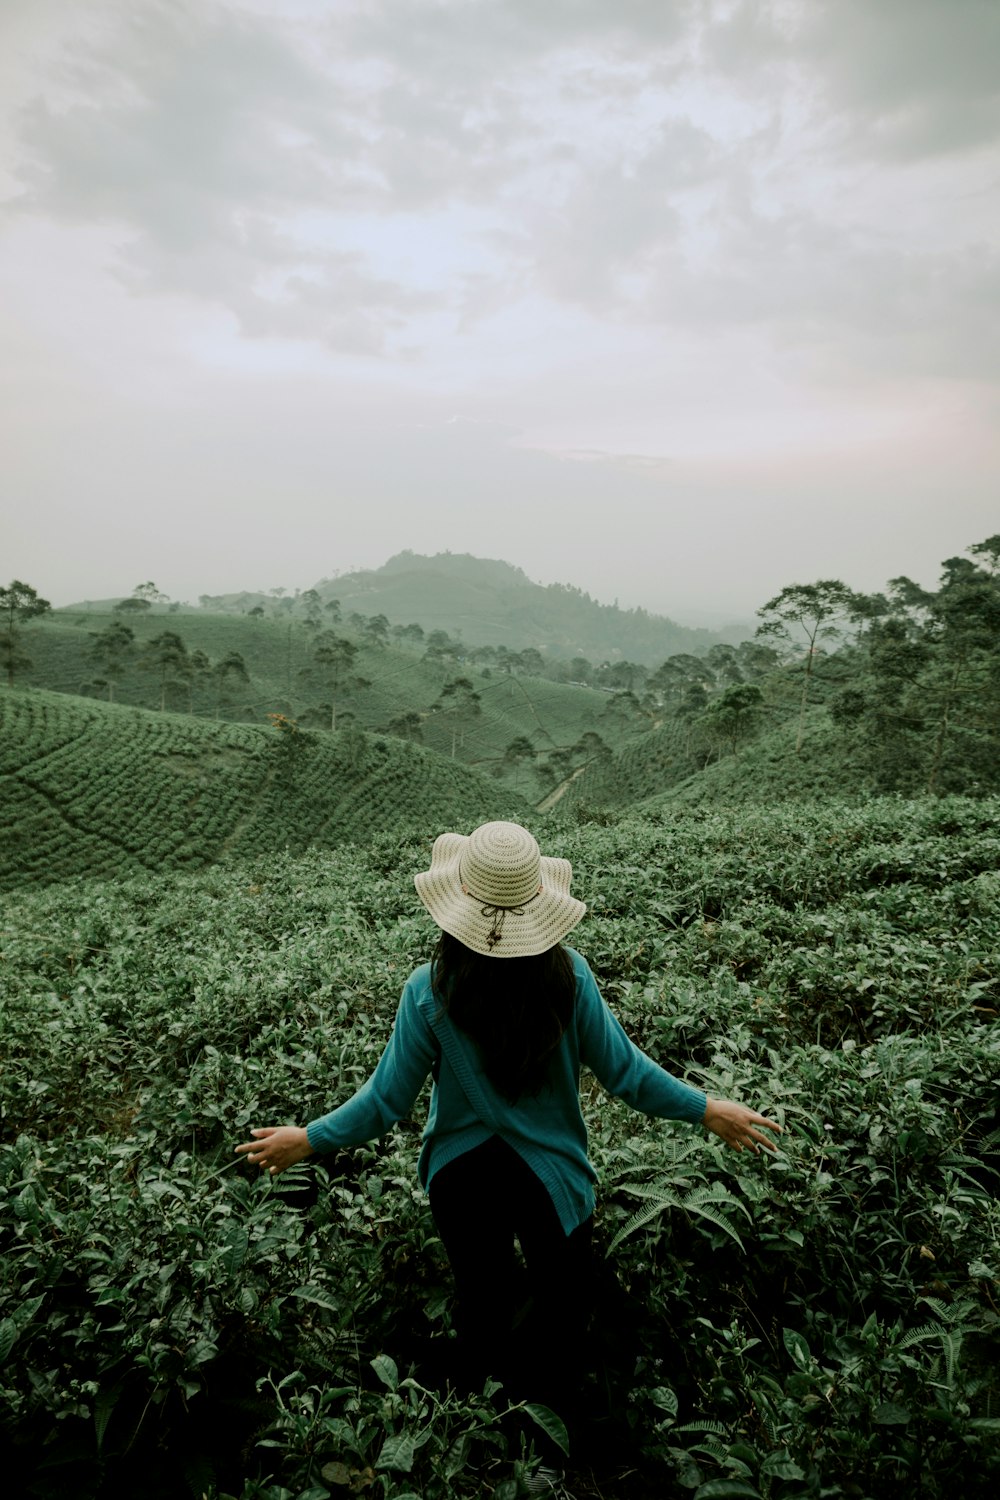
236, 822, 780, 1486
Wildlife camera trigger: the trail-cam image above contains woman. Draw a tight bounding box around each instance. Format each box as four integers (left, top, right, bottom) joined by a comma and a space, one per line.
236, 822, 780, 1480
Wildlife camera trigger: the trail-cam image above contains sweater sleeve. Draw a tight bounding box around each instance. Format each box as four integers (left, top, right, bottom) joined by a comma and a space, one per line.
305, 976, 438, 1154
575, 959, 707, 1124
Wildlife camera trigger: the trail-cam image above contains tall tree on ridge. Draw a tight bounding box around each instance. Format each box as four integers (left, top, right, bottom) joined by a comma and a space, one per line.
756, 580, 858, 754
141, 631, 189, 711
431, 677, 481, 758
309, 631, 370, 731
89, 621, 135, 702
0, 579, 51, 688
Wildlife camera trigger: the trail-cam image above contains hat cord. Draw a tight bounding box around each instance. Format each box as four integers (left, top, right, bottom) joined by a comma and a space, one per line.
465, 888, 541, 950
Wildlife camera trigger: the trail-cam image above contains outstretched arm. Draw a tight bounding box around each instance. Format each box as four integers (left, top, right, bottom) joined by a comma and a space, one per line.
235, 978, 437, 1176
574, 958, 780, 1149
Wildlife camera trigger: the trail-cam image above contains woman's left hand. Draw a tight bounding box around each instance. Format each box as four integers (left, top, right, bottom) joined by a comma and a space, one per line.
235, 1126, 314, 1176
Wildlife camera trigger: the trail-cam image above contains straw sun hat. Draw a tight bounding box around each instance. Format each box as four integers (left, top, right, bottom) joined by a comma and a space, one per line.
414, 821, 586, 958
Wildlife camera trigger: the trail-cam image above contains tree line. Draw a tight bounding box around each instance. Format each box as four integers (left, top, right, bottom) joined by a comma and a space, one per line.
5, 534, 999, 799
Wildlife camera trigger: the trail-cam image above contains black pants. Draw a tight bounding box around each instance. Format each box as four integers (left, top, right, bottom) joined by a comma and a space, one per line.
429, 1135, 594, 1440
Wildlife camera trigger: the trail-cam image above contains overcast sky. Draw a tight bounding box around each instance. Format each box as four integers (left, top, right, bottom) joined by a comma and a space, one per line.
2, 0, 997, 625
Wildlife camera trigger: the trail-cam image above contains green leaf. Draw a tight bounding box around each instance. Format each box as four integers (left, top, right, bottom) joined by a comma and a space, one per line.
94, 1382, 122, 1454
782, 1328, 810, 1367
14, 1293, 44, 1330
222, 1226, 249, 1276
523, 1403, 569, 1456
0, 1320, 16, 1365
442, 1432, 471, 1479
375, 1431, 416, 1472
320, 1461, 352, 1486
370, 1353, 399, 1392
692, 1482, 762, 1500
648, 1385, 679, 1419
289, 1286, 340, 1314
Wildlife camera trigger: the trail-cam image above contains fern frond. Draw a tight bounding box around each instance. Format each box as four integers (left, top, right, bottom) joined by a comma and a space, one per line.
896, 1323, 943, 1351
685, 1202, 746, 1250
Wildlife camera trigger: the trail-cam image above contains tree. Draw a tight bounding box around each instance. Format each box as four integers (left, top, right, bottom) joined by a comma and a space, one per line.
299, 589, 323, 628
516, 647, 545, 678
705, 644, 743, 687
600, 690, 652, 736
424, 629, 459, 665
1, 580, 52, 687
731, 641, 777, 683
212, 651, 250, 719
825, 537, 1000, 795
308, 631, 369, 731
756, 580, 858, 754
134, 581, 166, 605
386, 711, 423, 743
363, 613, 391, 648
115, 581, 166, 615
597, 659, 648, 692
173, 648, 212, 713
647, 653, 713, 710
502, 735, 535, 788
969, 534, 1000, 576
140, 631, 189, 711
538, 730, 612, 793
431, 677, 482, 758
700, 683, 765, 760
88, 621, 135, 702
923, 557, 1000, 792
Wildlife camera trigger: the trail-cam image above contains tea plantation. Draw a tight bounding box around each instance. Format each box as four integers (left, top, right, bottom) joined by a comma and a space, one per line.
2, 796, 998, 1498
0, 689, 527, 891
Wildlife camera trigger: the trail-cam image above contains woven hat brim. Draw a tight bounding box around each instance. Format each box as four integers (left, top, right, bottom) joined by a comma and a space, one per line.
414, 836, 586, 958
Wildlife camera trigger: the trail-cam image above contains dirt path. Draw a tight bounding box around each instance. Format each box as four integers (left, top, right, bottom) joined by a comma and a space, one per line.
535, 762, 587, 813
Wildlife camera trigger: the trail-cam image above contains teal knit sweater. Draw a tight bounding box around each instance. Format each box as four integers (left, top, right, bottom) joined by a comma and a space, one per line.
306, 947, 707, 1235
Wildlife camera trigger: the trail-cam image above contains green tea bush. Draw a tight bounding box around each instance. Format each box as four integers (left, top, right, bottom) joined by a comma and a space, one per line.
1, 799, 998, 1496
0, 690, 527, 892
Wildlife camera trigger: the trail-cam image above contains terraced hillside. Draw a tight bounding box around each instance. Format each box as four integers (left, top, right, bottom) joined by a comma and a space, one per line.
25, 613, 616, 778
0, 690, 528, 890
555, 708, 869, 816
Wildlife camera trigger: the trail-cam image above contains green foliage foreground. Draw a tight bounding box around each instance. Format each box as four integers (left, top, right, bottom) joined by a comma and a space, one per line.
1, 799, 998, 1498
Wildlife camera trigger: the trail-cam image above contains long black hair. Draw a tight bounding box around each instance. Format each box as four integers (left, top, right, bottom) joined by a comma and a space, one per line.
430, 929, 577, 1102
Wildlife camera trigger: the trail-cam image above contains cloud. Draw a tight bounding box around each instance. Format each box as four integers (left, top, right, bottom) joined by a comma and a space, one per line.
5, 0, 998, 384
800, 0, 1000, 162
9, 0, 440, 349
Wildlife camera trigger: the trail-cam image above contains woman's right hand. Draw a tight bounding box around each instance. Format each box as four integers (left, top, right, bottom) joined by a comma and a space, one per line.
703, 1097, 782, 1154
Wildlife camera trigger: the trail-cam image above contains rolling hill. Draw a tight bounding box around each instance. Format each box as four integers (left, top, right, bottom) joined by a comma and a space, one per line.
553, 709, 868, 817
0, 688, 529, 891
203, 550, 745, 663
21, 610, 629, 777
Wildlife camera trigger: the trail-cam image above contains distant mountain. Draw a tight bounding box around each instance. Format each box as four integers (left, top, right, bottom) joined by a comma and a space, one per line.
312, 551, 738, 665
64, 553, 748, 664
